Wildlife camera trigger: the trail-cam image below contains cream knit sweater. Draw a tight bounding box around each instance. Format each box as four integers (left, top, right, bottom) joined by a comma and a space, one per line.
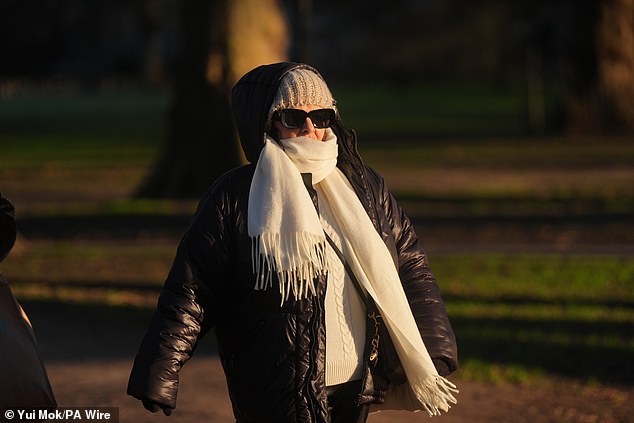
317, 187, 366, 386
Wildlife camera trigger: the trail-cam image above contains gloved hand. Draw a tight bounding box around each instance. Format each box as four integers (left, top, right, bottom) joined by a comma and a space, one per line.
142, 399, 174, 416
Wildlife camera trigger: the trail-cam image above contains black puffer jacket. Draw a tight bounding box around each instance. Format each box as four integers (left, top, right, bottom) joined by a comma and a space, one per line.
128, 62, 457, 422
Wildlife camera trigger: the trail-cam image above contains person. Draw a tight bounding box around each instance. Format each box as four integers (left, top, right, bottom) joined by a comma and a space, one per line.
128, 62, 458, 422
1, 192, 57, 408
0, 193, 17, 264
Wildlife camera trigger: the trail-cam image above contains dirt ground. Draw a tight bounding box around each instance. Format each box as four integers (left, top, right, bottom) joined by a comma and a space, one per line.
45, 359, 634, 423
20, 300, 633, 423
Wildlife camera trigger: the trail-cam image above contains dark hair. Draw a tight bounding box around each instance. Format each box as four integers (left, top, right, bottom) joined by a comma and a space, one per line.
267, 126, 281, 142
0, 193, 16, 262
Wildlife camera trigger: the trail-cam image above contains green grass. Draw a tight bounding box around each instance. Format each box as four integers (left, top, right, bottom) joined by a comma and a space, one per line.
1, 90, 165, 167
5, 240, 175, 285
0, 90, 168, 133
360, 136, 634, 169
0, 81, 525, 158
431, 254, 634, 384
7, 245, 633, 385
1, 87, 633, 387
332, 81, 526, 136
433, 254, 633, 301
1, 133, 158, 167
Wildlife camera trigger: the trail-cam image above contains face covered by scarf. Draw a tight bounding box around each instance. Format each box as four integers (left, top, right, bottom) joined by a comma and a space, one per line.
247, 129, 458, 415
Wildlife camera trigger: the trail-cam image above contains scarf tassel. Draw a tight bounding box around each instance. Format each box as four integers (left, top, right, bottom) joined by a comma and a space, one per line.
412, 375, 459, 416
251, 233, 327, 304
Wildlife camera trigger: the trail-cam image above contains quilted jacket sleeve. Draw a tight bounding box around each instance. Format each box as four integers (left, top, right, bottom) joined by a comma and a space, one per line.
370, 168, 458, 376
127, 189, 231, 409
0, 192, 16, 262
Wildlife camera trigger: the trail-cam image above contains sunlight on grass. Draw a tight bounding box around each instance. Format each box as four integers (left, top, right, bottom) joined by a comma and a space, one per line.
4, 240, 175, 284
433, 254, 634, 301
2, 89, 632, 387
457, 359, 547, 384
447, 301, 634, 324
431, 253, 634, 384
16, 198, 198, 217
1, 133, 159, 166
12, 283, 158, 308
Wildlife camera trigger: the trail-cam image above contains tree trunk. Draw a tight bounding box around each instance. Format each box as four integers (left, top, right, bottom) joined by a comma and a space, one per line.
597, 0, 634, 130
565, 0, 634, 133
138, 0, 289, 198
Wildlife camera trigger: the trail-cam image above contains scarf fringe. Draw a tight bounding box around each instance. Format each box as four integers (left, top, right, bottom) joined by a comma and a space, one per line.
412, 375, 459, 417
251, 232, 327, 304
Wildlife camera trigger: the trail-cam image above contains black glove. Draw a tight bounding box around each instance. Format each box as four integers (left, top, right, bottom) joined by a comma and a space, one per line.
142, 399, 174, 416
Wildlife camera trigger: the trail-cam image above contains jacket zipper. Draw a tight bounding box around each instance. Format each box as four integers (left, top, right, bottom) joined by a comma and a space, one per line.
303, 292, 322, 422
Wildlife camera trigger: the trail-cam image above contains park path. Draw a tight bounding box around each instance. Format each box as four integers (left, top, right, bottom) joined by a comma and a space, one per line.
45, 358, 631, 423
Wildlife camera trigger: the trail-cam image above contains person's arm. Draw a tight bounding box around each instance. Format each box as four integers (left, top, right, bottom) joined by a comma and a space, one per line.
0, 192, 17, 262
0, 194, 32, 332
127, 190, 231, 414
371, 169, 458, 376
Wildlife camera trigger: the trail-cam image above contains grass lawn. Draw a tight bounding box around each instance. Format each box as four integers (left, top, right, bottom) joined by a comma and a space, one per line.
434, 253, 634, 385
6, 248, 632, 386
1, 87, 632, 387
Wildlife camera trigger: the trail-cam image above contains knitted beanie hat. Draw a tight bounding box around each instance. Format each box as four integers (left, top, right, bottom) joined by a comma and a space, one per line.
267, 68, 336, 124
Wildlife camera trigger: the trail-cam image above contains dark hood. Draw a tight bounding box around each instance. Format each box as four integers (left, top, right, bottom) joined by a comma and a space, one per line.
231, 62, 323, 163
0, 193, 16, 262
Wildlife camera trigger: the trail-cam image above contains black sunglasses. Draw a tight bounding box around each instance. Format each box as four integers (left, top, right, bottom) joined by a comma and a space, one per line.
274, 108, 336, 129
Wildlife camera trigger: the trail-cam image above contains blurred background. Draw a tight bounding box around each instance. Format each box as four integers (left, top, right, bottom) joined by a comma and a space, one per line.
1, 0, 632, 422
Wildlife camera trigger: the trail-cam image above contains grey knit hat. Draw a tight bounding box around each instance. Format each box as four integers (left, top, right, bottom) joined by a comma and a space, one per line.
267, 68, 336, 124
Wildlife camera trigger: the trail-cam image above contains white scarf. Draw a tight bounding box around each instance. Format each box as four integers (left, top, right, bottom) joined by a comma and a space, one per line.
248, 130, 458, 415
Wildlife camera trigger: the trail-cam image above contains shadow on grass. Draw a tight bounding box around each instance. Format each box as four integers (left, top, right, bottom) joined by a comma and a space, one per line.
17, 211, 634, 249
21, 299, 219, 364
451, 315, 634, 386
18, 214, 192, 240
21, 297, 633, 387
